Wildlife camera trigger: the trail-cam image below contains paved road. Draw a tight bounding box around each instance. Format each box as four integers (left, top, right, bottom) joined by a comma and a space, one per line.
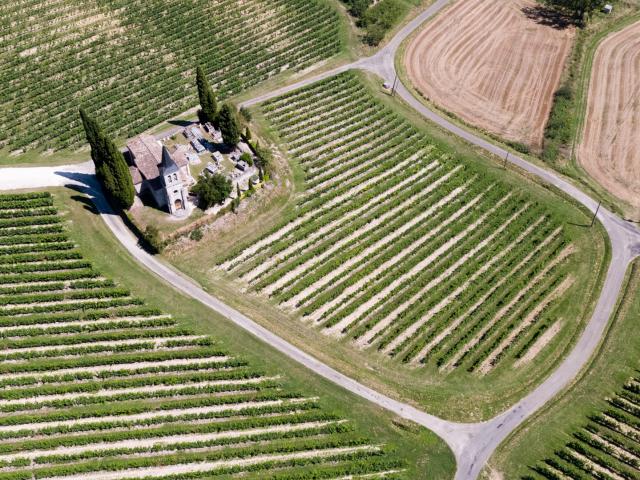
2, 1, 640, 478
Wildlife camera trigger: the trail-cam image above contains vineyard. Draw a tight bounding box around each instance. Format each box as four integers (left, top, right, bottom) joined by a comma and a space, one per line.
0, 191, 408, 479
0, 0, 342, 155
219, 72, 586, 376
528, 375, 640, 479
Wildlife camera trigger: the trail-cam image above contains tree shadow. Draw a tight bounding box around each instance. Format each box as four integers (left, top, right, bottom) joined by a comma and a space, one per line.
168, 119, 195, 128
54, 171, 157, 254
521, 5, 577, 30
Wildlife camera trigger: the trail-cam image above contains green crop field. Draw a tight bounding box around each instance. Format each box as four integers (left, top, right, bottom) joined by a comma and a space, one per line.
488, 260, 640, 480
0, 0, 342, 156
0, 191, 419, 480
218, 72, 602, 381
529, 375, 640, 479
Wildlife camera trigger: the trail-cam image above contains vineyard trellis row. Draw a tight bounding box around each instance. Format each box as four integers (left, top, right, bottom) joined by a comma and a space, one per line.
0, 191, 406, 480
0, 0, 342, 154
221, 72, 580, 375
528, 375, 640, 479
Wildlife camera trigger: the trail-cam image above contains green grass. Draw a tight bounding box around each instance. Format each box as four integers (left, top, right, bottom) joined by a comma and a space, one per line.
44, 187, 456, 479
485, 258, 640, 479
165, 70, 609, 422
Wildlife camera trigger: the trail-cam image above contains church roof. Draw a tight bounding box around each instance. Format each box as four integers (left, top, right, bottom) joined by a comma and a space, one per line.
127, 134, 162, 180
160, 146, 180, 175
170, 145, 190, 168
128, 165, 142, 185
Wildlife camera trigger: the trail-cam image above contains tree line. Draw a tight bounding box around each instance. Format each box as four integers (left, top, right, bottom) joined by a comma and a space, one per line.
545, 0, 608, 24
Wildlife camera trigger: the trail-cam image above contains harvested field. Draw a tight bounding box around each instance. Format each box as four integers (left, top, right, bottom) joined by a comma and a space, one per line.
404, 0, 574, 149
578, 20, 640, 213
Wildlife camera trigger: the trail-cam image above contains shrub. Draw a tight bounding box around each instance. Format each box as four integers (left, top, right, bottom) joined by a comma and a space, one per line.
144, 225, 164, 254
240, 152, 253, 166
192, 172, 232, 209
240, 107, 252, 123
189, 227, 204, 242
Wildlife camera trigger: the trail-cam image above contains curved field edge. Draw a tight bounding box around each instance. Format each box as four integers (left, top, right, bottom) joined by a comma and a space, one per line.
484, 258, 640, 479
570, 12, 640, 221
167, 69, 610, 422
27, 186, 456, 480
403, 0, 572, 150
395, 1, 640, 221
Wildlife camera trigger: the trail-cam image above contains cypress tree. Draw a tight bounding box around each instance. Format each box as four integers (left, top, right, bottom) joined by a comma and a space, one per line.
218, 104, 241, 146
79, 109, 134, 210
196, 65, 217, 124
102, 134, 135, 210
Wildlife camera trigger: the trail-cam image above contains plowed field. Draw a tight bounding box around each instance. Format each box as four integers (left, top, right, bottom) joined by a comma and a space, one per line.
578, 20, 640, 213
405, 0, 574, 149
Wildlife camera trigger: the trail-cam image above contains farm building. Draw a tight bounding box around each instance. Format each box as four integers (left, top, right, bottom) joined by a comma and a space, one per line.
126, 134, 194, 215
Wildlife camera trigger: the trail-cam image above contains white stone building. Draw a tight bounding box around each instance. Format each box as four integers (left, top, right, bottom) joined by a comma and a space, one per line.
126, 134, 194, 215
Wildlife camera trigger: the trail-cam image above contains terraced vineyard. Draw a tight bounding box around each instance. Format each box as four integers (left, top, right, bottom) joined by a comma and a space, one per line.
0, 192, 407, 479
220, 72, 587, 375
528, 375, 640, 479
0, 0, 341, 154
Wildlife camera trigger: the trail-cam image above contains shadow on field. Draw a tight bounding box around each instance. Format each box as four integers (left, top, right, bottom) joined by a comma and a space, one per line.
521, 5, 576, 29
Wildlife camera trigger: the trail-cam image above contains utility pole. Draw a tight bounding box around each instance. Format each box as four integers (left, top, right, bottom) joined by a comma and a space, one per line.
503, 152, 509, 169
391, 73, 398, 97
590, 201, 601, 227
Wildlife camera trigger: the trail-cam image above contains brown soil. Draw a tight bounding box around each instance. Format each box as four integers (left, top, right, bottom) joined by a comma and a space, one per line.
404, 0, 574, 149
578, 21, 640, 214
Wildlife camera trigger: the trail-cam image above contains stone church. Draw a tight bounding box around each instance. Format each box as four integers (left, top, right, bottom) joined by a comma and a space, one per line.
126, 134, 194, 215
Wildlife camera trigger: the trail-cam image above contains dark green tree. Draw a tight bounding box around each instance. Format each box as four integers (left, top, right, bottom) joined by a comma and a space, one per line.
196, 65, 218, 124
545, 0, 603, 23
191, 172, 232, 209
218, 103, 241, 146
103, 136, 135, 210
79, 109, 134, 210
79, 108, 101, 164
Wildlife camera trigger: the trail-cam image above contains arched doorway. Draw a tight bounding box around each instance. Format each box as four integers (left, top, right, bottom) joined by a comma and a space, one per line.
174, 198, 183, 210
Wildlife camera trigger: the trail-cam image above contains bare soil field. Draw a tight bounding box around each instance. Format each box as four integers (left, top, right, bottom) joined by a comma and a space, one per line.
578, 20, 640, 214
404, 0, 574, 149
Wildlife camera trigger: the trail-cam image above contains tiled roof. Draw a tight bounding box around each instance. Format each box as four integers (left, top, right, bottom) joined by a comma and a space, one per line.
170, 145, 190, 168
127, 134, 162, 180
128, 166, 142, 185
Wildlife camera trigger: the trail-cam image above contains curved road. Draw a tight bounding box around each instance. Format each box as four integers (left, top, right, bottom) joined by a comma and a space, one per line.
2, 1, 640, 478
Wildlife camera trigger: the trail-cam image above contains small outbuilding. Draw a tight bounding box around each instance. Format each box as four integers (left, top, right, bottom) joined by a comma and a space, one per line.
205, 162, 218, 175
603, 4, 613, 14
191, 139, 205, 153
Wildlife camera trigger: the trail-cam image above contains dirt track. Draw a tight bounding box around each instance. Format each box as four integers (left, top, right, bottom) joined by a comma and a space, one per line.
578, 21, 640, 214
404, 0, 574, 149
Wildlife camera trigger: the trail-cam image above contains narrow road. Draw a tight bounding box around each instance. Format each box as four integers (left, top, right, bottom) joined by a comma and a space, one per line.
2, 1, 640, 478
